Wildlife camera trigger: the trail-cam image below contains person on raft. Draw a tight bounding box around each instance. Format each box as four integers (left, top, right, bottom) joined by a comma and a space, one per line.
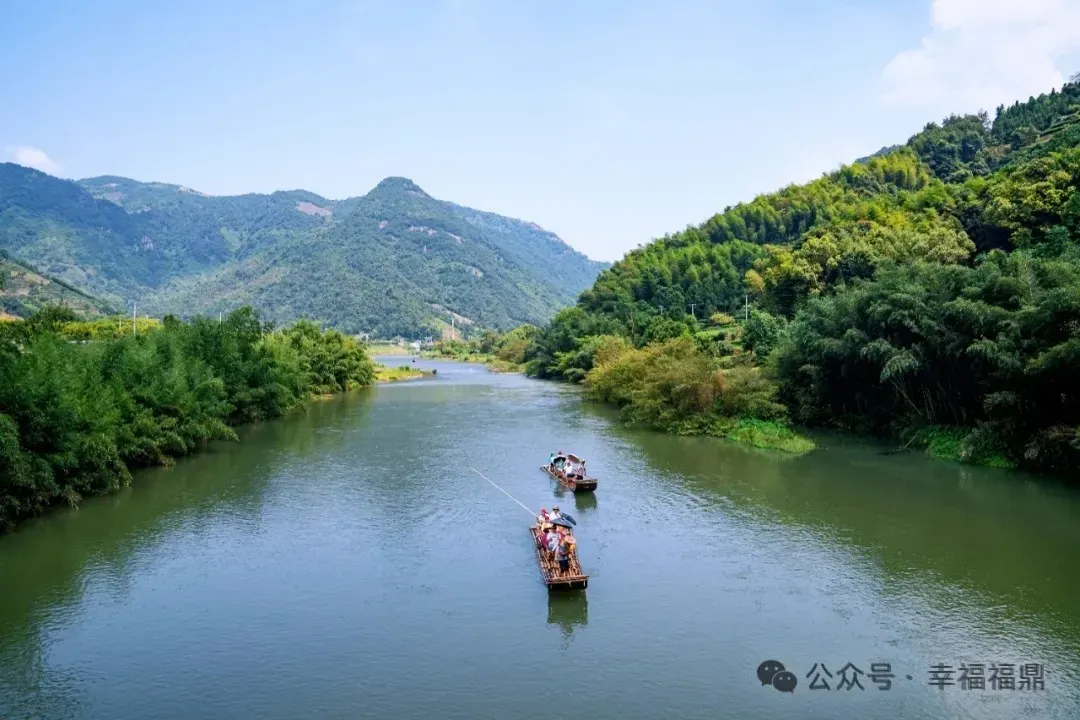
547, 528, 561, 553
537, 524, 552, 549
555, 536, 571, 574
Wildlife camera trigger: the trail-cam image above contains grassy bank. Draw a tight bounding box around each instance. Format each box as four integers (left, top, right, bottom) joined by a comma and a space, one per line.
907, 426, 1016, 470
423, 348, 523, 373
375, 364, 434, 382
717, 418, 816, 454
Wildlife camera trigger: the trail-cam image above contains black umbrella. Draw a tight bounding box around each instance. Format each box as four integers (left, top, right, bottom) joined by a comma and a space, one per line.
551, 517, 575, 529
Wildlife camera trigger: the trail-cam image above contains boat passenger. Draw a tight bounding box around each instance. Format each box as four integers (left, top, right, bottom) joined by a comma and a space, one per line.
547, 530, 561, 553
555, 539, 570, 574
549, 451, 557, 468
550, 506, 562, 520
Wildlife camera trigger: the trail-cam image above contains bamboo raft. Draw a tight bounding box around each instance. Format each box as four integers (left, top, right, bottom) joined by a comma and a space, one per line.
541, 453, 598, 492
530, 526, 588, 590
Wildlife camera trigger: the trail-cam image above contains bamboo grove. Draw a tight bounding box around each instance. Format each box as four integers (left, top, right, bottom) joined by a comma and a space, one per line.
0, 307, 374, 531
520, 79, 1080, 473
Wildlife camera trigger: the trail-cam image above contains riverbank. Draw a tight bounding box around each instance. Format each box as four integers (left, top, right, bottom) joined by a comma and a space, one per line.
567, 336, 816, 455
0, 308, 376, 533
375, 364, 434, 382
422, 350, 523, 373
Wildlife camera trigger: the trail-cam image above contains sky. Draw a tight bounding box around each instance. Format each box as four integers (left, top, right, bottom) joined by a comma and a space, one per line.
3, 0, 1080, 262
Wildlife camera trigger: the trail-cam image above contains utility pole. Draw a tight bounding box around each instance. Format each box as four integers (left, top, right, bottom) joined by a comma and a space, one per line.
688, 303, 697, 320
744, 295, 749, 322
132, 301, 137, 336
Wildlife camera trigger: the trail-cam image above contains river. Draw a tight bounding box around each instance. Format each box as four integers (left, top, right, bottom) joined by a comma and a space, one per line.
1, 359, 1079, 720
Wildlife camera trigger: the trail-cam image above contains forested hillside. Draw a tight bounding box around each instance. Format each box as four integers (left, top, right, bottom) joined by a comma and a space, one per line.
0, 251, 113, 319
0, 168, 608, 337
525, 80, 1080, 474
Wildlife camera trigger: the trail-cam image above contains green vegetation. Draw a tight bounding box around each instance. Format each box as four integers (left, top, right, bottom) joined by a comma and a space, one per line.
0, 169, 606, 337
579, 335, 814, 453
57, 315, 161, 340
374, 364, 432, 382
522, 80, 1080, 470
366, 343, 413, 356
427, 325, 538, 372
0, 306, 374, 532
0, 251, 114, 319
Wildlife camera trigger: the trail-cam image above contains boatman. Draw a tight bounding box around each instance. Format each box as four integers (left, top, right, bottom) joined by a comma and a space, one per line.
555, 538, 570, 574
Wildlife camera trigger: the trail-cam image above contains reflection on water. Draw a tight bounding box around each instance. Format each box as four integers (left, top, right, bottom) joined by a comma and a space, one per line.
572, 492, 598, 514
548, 591, 588, 647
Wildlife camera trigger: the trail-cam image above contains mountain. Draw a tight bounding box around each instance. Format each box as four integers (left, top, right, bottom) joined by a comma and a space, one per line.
0, 166, 608, 337
0, 251, 113, 320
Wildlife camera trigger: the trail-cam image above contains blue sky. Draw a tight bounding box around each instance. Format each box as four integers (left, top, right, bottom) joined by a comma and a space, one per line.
3, 0, 1079, 261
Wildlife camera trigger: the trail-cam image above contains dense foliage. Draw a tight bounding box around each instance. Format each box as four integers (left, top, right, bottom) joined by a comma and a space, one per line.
582, 336, 813, 453
0, 170, 608, 336
0, 306, 374, 531
775, 250, 1080, 471
525, 80, 1080, 472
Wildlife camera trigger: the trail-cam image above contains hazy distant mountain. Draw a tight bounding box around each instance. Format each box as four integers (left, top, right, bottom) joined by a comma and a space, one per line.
0, 164, 608, 336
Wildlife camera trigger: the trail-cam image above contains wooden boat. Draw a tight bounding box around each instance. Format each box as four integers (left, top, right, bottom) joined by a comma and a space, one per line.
541, 453, 598, 492
530, 525, 588, 590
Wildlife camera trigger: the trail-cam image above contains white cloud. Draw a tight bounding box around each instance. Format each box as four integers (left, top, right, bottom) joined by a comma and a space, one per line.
882, 0, 1080, 113
6, 145, 61, 174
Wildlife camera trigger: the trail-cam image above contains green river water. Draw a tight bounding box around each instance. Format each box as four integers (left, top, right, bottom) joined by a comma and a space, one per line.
1, 358, 1079, 719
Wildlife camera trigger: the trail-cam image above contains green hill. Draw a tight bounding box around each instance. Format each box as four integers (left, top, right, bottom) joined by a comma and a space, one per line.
0, 251, 113, 319
0, 167, 608, 337
524, 79, 1080, 475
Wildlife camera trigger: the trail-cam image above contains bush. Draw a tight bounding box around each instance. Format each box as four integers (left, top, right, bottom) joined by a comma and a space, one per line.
583, 337, 809, 452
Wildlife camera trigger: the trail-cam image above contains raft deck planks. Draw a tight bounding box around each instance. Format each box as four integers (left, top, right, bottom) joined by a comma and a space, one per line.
530, 526, 588, 590
540, 465, 598, 492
